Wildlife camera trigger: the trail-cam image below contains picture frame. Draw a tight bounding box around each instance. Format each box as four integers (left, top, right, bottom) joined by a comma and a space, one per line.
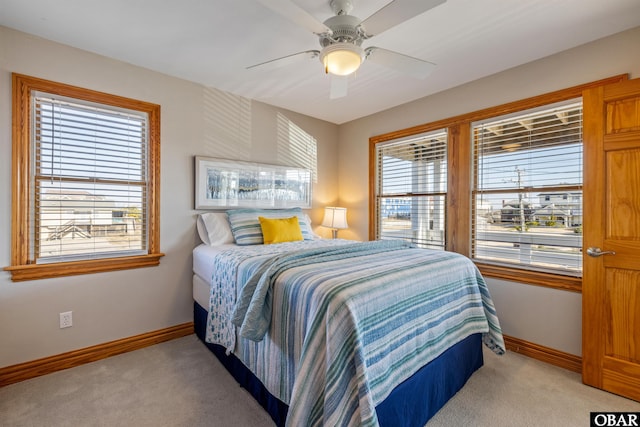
194, 156, 312, 209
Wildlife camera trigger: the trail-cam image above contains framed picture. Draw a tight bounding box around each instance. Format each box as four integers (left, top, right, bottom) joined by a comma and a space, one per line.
195, 156, 312, 209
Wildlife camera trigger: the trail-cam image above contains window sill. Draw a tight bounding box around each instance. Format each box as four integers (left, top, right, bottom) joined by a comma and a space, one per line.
475, 262, 582, 293
4, 253, 165, 282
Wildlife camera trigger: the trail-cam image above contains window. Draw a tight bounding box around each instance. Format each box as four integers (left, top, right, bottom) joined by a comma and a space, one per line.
373, 130, 447, 249
471, 100, 583, 276
6, 74, 162, 281
369, 75, 625, 291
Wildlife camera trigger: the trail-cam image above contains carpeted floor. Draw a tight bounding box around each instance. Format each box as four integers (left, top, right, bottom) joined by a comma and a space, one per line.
1, 334, 638, 426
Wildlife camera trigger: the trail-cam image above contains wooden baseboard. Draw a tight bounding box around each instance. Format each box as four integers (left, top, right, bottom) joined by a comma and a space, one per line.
0, 326, 580, 387
0, 322, 194, 387
503, 334, 582, 373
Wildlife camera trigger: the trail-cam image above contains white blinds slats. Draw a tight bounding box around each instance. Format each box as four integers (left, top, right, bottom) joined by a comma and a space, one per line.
375, 130, 447, 250
33, 92, 148, 263
472, 101, 583, 276
35, 100, 145, 182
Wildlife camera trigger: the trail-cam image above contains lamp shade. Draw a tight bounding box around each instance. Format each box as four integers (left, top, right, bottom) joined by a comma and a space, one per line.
321, 207, 348, 229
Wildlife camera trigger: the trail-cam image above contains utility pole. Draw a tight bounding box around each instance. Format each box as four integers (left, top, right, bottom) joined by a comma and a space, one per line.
515, 167, 526, 233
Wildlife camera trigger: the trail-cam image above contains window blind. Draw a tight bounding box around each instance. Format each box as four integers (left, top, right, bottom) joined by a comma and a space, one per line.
375, 130, 447, 249
472, 100, 583, 275
32, 92, 149, 263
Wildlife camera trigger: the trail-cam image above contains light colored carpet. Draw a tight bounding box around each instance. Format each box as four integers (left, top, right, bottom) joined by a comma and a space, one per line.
1, 335, 638, 427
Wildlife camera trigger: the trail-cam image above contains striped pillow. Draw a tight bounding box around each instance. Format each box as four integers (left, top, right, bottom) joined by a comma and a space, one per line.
227, 208, 314, 245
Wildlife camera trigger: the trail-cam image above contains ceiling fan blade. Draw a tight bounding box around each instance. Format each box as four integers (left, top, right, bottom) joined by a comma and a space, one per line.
246, 50, 319, 72
254, 0, 332, 35
360, 0, 446, 37
365, 47, 436, 79
330, 76, 348, 99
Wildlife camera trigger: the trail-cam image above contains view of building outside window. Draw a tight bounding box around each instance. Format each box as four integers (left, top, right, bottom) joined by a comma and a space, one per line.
375, 102, 582, 275
34, 93, 148, 262
472, 101, 583, 276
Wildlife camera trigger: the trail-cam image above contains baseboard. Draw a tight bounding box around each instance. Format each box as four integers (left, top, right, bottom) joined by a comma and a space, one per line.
0, 322, 194, 387
0, 326, 580, 387
503, 334, 582, 373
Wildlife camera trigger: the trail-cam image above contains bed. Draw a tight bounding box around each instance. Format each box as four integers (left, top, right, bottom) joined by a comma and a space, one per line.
193, 208, 505, 427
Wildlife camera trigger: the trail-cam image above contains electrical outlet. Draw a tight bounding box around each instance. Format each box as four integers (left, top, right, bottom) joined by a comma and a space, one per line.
59, 311, 72, 328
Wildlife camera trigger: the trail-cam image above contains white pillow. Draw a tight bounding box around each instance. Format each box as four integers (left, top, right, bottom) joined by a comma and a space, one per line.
304, 213, 322, 239
197, 212, 235, 246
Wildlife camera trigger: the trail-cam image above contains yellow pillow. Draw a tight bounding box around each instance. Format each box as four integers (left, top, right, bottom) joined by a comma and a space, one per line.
258, 216, 303, 244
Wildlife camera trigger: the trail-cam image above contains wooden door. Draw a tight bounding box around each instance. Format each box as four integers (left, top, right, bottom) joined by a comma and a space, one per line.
582, 78, 640, 401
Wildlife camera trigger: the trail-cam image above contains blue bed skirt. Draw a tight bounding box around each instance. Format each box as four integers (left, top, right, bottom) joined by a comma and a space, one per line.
194, 301, 483, 427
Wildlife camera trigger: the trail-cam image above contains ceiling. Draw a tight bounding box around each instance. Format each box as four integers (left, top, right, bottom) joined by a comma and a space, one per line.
1, 0, 639, 124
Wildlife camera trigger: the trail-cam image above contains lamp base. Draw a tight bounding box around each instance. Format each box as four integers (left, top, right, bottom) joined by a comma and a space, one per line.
331, 229, 338, 239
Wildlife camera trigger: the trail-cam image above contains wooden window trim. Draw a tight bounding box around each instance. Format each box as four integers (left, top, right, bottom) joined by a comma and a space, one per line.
5, 74, 163, 281
475, 262, 582, 293
369, 74, 629, 292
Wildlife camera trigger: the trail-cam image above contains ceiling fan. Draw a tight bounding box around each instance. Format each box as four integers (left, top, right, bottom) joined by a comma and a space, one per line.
249, 0, 446, 99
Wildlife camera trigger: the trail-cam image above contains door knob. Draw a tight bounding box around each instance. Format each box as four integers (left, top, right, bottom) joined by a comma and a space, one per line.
586, 247, 616, 257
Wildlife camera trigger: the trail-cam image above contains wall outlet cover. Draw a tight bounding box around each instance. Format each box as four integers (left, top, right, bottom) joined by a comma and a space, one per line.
59, 311, 73, 328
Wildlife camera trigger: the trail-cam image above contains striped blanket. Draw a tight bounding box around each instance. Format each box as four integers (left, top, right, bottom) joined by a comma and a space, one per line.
205, 240, 504, 427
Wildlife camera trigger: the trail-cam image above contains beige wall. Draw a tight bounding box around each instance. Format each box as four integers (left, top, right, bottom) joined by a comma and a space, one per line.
2, 24, 639, 368
337, 26, 640, 355
0, 26, 339, 367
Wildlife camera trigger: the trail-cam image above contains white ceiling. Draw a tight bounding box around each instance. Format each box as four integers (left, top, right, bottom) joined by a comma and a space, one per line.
1, 0, 639, 124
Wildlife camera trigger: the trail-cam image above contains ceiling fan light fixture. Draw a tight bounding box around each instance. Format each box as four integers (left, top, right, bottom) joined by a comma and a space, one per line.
320, 43, 364, 76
